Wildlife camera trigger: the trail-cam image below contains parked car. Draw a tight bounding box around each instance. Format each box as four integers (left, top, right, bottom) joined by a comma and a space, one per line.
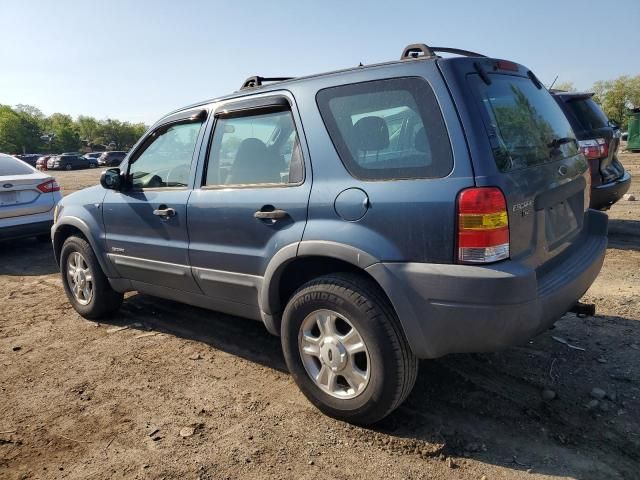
36, 155, 51, 170
551, 90, 631, 210
82, 153, 101, 168
15, 154, 41, 167
52, 43, 608, 424
47, 153, 90, 170
1, 153, 62, 241
98, 151, 127, 166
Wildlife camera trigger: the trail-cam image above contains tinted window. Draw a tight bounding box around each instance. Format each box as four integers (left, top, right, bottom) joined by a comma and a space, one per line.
205, 109, 303, 186
128, 121, 203, 189
469, 75, 579, 172
316, 77, 452, 180
564, 97, 609, 131
0, 154, 34, 175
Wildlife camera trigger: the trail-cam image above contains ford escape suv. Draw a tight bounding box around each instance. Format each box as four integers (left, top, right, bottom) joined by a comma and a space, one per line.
52, 44, 608, 424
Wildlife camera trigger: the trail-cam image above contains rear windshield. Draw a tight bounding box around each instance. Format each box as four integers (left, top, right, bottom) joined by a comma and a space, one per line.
564, 97, 609, 131
469, 74, 579, 172
0, 154, 34, 176
316, 77, 453, 180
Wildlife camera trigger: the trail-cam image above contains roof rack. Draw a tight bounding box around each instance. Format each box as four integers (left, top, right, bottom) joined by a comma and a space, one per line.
400, 43, 486, 60
240, 76, 294, 90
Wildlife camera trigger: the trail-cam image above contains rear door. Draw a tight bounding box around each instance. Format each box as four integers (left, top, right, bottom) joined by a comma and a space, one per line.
0, 156, 54, 219
187, 94, 310, 309
441, 59, 591, 269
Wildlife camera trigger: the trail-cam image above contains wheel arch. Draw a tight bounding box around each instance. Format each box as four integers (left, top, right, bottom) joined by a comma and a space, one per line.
52, 217, 113, 276
261, 241, 396, 336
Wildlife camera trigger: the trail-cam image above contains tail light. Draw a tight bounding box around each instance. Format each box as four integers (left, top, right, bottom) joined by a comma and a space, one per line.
579, 138, 607, 159
457, 187, 509, 264
37, 179, 61, 193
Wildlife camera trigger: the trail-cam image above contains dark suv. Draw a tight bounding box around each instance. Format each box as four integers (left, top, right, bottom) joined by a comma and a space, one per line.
52, 44, 607, 424
47, 153, 89, 170
551, 91, 631, 210
98, 151, 127, 166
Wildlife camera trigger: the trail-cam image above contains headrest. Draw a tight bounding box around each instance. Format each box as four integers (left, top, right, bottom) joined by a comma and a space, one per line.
353, 116, 389, 151
235, 138, 268, 163
414, 126, 428, 153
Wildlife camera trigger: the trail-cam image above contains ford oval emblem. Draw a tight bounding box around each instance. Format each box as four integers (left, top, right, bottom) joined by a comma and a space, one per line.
3, 183, 13, 188
558, 165, 568, 176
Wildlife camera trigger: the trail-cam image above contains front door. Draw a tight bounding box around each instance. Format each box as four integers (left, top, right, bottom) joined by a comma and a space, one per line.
187, 95, 310, 307
103, 114, 206, 292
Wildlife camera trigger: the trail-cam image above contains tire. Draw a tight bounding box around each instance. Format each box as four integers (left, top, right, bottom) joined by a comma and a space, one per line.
65, 163, 72, 170
281, 273, 418, 424
60, 235, 123, 319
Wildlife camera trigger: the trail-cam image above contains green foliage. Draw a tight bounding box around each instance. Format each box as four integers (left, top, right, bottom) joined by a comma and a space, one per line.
592, 75, 640, 130
0, 105, 148, 154
552, 81, 576, 92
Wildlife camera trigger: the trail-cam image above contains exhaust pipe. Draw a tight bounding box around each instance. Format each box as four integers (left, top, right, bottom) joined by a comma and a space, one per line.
569, 302, 596, 317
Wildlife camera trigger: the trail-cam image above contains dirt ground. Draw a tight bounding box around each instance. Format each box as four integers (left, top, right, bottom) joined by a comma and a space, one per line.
1, 152, 639, 480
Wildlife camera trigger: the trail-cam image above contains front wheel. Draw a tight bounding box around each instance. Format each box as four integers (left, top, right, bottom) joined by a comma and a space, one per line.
65, 164, 72, 170
281, 273, 418, 424
60, 235, 123, 319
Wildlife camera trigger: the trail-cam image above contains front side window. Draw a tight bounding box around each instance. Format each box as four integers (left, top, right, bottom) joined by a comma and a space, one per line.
128, 121, 203, 189
316, 77, 453, 180
205, 109, 303, 186
469, 74, 579, 172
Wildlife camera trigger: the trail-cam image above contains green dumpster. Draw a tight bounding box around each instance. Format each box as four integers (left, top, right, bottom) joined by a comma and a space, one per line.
628, 110, 640, 151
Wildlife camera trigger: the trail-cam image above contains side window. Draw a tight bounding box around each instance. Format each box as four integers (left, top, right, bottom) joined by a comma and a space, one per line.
128, 121, 203, 189
205, 108, 303, 187
316, 77, 453, 180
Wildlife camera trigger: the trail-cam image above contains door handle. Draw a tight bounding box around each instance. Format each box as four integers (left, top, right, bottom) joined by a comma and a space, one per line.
153, 206, 176, 218
254, 208, 288, 220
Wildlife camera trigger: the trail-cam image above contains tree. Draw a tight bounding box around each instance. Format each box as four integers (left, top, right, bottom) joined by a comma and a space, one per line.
76, 115, 102, 146
552, 81, 576, 92
101, 119, 146, 150
0, 104, 43, 153
592, 75, 640, 130
46, 113, 81, 152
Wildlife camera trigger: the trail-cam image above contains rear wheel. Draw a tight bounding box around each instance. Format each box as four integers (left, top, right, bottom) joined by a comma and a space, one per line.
281, 273, 418, 424
60, 235, 123, 319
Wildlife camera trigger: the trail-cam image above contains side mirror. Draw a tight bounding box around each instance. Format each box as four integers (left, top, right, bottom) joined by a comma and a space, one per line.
100, 168, 122, 190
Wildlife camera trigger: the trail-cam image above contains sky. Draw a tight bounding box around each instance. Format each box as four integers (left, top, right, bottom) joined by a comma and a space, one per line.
1, 0, 639, 125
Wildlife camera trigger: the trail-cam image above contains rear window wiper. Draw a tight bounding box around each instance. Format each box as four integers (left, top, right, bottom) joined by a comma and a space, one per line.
547, 137, 577, 149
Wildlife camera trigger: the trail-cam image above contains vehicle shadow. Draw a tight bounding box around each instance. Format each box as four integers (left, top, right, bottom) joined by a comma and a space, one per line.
608, 218, 640, 252
102, 294, 639, 480
0, 238, 58, 276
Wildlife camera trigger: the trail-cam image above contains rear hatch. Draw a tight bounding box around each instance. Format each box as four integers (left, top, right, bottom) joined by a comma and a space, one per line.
439, 58, 591, 270
557, 94, 622, 184
0, 163, 55, 219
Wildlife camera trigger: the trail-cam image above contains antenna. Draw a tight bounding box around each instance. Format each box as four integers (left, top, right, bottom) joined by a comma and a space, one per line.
548, 75, 559, 90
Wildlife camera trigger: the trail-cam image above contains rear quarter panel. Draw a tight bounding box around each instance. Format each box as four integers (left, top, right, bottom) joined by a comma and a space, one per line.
291, 61, 475, 264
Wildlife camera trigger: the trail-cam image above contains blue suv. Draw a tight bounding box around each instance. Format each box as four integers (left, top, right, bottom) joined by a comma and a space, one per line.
52, 44, 608, 424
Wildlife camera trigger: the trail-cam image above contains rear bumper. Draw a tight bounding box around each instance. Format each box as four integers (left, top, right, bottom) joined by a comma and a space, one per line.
0, 220, 53, 241
590, 170, 631, 210
366, 210, 608, 359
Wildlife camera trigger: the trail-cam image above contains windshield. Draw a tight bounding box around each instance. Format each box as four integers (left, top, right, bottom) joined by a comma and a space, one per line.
469, 74, 579, 172
0, 154, 35, 176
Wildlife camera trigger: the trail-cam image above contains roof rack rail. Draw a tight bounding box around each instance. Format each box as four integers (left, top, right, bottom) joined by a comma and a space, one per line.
240, 76, 294, 90
400, 43, 486, 60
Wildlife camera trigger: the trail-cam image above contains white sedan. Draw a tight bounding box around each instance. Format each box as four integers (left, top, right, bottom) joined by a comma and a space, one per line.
0, 153, 62, 241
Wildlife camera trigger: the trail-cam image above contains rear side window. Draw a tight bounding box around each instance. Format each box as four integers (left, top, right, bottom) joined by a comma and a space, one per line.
316, 77, 453, 180
469, 74, 578, 172
0, 154, 34, 176
205, 109, 303, 187
564, 97, 609, 131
